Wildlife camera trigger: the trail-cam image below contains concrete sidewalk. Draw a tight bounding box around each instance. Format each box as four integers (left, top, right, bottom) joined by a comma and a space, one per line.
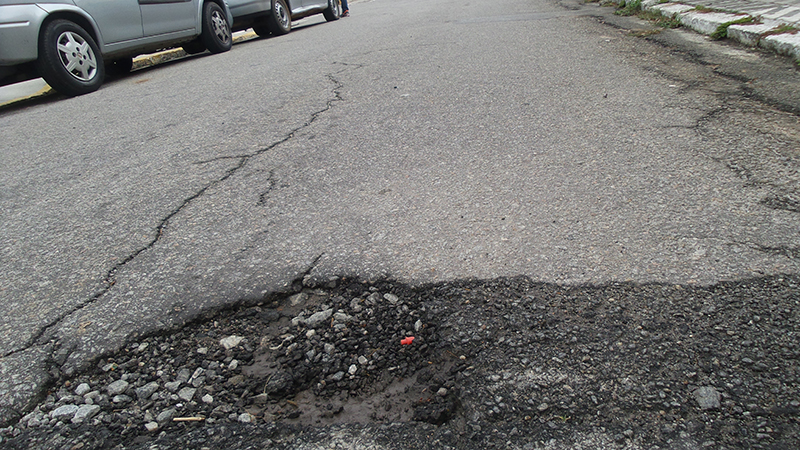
640, 0, 800, 61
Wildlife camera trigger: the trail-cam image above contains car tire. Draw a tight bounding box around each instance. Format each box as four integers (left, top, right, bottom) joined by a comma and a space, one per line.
200, 2, 232, 54
37, 19, 105, 97
182, 40, 207, 54
323, 0, 342, 21
252, 24, 271, 38
106, 57, 133, 77
265, 0, 291, 36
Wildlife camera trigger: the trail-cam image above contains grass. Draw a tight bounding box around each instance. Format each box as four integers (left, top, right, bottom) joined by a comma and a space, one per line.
639, 9, 682, 28
762, 24, 799, 37
710, 16, 756, 40
614, 0, 679, 28
615, 0, 642, 16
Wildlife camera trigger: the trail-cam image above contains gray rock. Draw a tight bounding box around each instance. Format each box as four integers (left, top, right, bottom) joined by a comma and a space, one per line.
331, 371, 345, 382
324, 343, 335, 354
49, 405, 78, 420
289, 292, 308, 306
384, 293, 399, 304
144, 422, 159, 432
156, 408, 176, 424
164, 381, 182, 393
306, 309, 333, 328
71, 405, 101, 423
358, 355, 368, 365
227, 375, 245, 387
191, 367, 205, 380
693, 386, 721, 410
106, 380, 129, 396
178, 387, 197, 402
135, 381, 160, 400
202, 394, 214, 404
238, 413, 254, 423
264, 371, 293, 395
291, 315, 305, 327
367, 293, 382, 305
348, 364, 358, 375
334, 312, 352, 323
437, 388, 448, 397
27, 416, 42, 428
176, 368, 193, 383
112, 395, 132, 404
74, 383, 91, 397
220, 335, 244, 350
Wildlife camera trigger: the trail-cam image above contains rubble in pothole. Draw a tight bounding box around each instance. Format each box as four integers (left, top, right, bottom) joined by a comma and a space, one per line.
1, 275, 799, 449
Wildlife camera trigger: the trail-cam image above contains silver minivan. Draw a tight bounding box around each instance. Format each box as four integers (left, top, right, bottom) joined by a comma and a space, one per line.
228, 0, 341, 37
0, 0, 234, 96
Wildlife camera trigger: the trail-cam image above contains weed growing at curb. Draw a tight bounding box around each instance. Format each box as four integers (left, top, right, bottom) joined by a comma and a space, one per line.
640, 10, 682, 28
615, 0, 642, 16
762, 24, 800, 37
711, 16, 756, 40
615, 0, 679, 28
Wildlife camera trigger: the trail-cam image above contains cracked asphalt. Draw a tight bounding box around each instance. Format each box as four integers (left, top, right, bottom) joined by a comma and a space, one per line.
1, 0, 799, 432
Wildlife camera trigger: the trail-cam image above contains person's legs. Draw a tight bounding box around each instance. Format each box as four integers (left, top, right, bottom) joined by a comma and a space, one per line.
341, 0, 349, 15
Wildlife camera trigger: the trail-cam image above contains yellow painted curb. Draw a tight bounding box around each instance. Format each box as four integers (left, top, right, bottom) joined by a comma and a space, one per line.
0, 85, 53, 109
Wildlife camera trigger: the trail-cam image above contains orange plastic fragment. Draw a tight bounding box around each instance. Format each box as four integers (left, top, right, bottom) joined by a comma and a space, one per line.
400, 336, 415, 345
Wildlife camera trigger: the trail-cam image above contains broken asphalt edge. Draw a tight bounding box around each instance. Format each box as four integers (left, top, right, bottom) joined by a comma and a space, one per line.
639, 0, 800, 62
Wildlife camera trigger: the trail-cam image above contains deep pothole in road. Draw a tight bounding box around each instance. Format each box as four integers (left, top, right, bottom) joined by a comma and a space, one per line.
3, 275, 800, 449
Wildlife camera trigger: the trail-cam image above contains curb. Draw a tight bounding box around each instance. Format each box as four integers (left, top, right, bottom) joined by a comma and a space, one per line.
0, 85, 52, 109
638, 0, 800, 61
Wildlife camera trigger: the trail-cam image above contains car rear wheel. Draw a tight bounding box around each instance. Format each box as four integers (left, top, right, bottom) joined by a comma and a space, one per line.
323, 0, 342, 21
182, 40, 207, 54
265, 0, 291, 35
200, 2, 232, 54
37, 19, 105, 96
252, 24, 271, 38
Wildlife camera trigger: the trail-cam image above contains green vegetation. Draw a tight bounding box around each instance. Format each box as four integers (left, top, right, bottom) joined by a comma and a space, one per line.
762, 24, 799, 37
639, 9, 682, 28
710, 16, 755, 40
615, 0, 642, 16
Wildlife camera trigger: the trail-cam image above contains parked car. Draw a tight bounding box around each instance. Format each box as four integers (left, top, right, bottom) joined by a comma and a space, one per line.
227, 0, 341, 38
0, 0, 234, 97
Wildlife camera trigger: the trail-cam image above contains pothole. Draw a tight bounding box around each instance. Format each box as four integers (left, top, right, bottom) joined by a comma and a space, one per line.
3, 275, 800, 449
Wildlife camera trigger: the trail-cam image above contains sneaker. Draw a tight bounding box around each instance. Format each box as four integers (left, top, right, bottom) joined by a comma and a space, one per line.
342, 10, 349, 16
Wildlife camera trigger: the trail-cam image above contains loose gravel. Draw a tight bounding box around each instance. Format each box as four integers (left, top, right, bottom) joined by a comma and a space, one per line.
1, 275, 799, 449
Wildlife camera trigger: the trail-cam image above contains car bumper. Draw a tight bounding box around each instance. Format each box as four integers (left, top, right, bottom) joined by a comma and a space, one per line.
0, 4, 47, 66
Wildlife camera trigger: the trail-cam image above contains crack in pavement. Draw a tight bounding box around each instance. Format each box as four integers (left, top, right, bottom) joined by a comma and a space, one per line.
751, 244, 800, 261
2, 72, 347, 364
256, 169, 278, 206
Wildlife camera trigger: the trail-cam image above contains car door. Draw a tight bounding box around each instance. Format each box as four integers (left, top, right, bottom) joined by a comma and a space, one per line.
226, 0, 265, 18
139, 0, 197, 37
73, 0, 144, 45
304, 0, 327, 10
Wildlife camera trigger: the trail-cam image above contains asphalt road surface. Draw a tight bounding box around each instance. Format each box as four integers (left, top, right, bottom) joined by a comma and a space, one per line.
1, 0, 799, 441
